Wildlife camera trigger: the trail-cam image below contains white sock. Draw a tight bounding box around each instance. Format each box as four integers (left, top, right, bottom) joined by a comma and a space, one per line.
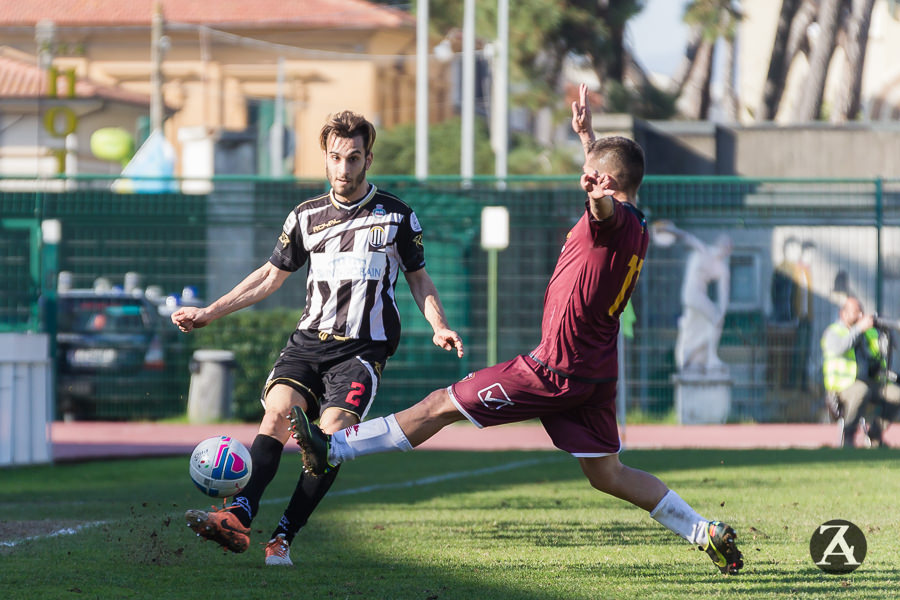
329, 414, 413, 464
649, 490, 709, 546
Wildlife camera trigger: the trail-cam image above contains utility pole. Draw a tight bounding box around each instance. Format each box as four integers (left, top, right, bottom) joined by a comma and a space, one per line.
492, 0, 509, 187
415, 0, 429, 180
460, 0, 475, 185
150, 1, 164, 133
270, 56, 285, 177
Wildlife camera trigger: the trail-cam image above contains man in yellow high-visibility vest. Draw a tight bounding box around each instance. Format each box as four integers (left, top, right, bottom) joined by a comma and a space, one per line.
821, 296, 900, 447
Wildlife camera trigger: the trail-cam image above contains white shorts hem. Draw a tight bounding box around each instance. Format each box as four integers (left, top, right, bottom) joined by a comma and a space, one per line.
447, 385, 485, 428
570, 440, 622, 457
570, 450, 621, 458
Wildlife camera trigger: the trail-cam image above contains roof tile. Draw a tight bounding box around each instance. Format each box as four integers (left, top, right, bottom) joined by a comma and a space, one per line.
0, 0, 412, 29
0, 49, 150, 104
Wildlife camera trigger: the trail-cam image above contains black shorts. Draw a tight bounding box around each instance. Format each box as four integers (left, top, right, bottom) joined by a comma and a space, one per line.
261, 330, 389, 422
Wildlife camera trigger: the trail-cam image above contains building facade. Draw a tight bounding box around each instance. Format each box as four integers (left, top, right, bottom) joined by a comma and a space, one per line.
0, 0, 453, 179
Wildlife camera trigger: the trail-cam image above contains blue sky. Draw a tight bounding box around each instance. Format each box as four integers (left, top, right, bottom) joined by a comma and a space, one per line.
627, 0, 690, 78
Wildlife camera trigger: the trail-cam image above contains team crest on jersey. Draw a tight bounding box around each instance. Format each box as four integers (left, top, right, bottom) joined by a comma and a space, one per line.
478, 383, 514, 410
368, 226, 387, 248
279, 232, 290, 248
373, 204, 386, 217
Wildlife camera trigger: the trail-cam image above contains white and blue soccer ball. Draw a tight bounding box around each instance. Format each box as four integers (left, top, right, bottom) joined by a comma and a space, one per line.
189, 435, 252, 498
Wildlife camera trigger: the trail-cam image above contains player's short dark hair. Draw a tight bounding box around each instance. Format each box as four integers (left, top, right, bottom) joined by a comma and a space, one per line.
586, 136, 645, 195
319, 111, 376, 155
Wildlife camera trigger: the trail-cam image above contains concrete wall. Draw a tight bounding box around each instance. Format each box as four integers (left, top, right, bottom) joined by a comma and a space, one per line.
723, 123, 900, 178
593, 114, 900, 178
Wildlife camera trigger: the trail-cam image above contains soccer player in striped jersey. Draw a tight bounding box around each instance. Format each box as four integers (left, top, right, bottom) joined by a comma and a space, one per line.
173, 110, 464, 565
290, 86, 743, 575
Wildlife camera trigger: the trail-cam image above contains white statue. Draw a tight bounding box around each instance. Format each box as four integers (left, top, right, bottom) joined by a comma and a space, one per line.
653, 221, 733, 375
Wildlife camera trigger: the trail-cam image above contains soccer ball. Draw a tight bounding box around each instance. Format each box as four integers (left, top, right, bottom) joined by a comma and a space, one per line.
188, 435, 252, 498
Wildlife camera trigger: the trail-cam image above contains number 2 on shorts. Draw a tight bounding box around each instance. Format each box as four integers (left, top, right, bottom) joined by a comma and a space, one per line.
345, 382, 366, 406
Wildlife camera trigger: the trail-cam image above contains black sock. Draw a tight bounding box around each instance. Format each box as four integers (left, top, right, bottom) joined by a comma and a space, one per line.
230, 434, 283, 527
270, 465, 341, 544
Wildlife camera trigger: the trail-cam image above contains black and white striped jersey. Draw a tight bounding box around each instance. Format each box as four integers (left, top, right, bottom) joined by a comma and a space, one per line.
269, 184, 425, 353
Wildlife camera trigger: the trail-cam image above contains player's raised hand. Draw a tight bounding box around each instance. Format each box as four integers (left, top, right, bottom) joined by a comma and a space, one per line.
581, 170, 617, 199
433, 328, 465, 358
571, 83, 594, 144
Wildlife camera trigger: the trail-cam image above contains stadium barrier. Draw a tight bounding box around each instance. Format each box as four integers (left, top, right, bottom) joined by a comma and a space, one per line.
0, 333, 52, 465
2, 175, 899, 424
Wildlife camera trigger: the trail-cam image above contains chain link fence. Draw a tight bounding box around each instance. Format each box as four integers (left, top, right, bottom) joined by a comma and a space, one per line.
3, 175, 899, 422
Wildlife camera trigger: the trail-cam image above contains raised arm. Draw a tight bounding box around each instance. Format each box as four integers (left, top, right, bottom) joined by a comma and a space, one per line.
404, 267, 465, 358
571, 83, 596, 155
654, 221, 707, 253
171, 261, 291, 332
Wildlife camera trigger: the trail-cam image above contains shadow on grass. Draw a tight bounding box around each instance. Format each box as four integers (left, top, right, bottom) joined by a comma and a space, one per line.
461, 519, 679, 548
319, 448, 900, 509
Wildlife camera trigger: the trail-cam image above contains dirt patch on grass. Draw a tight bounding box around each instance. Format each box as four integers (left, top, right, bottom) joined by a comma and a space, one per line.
0, 520, 86, 544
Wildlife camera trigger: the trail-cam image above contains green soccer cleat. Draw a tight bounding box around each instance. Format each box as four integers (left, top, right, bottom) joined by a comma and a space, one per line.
288, 406, 333, 476
701, 521, 743, 575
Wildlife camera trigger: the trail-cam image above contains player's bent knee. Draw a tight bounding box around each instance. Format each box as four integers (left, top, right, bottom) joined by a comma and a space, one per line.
579, 456, 624, 493
264, 383, 309, 414
319, 408, 359, 434
422, 388, 461, 421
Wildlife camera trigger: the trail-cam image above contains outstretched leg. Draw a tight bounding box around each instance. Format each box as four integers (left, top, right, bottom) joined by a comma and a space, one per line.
579, 455, 742, 575
266, 406, 356, 565
291, 387, 465, 475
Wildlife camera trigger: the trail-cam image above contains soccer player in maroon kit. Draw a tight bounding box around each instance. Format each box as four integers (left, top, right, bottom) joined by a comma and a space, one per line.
291, 85, 743, 575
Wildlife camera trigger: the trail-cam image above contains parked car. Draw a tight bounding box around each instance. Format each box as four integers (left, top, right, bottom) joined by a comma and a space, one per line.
56, 288, 183, 420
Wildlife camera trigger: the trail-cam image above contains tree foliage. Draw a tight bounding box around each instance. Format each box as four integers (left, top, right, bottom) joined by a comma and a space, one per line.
368, 117, 495, 176
378, 1, 674, 116
369, 116, 580, 176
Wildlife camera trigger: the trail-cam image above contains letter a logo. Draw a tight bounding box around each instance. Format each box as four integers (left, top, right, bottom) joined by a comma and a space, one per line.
809, 519, 867, 574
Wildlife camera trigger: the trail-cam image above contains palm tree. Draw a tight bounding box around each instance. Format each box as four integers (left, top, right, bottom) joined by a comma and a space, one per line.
792, 0, 842, 121
718, 2, 741, 122
759, 0, 802, 120
831, 0, 876, 122
675, 0, 741, 120
671, 25, 704, 95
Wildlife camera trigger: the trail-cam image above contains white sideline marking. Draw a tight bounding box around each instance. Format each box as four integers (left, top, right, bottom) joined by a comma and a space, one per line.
262, 456, 565, 504
4, 457, 563, 548
0, 521, 107, 548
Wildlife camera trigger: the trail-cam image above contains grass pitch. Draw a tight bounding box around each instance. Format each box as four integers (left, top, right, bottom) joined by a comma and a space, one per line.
2, 448, 898, 599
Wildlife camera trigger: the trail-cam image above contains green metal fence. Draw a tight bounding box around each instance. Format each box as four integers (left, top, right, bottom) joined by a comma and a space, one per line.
3, 175, 899, 423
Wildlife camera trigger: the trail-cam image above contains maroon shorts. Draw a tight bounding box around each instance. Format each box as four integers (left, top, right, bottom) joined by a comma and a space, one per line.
448, 354, 620, 456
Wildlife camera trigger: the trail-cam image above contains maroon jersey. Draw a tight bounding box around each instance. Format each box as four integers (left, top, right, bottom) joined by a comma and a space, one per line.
530, 199, 648, 381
